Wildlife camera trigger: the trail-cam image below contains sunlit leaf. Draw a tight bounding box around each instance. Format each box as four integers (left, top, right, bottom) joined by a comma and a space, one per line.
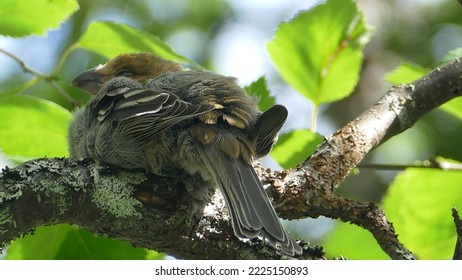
77, 21, 189, 62
440, 97, 462, 121
6, 224, 164, 260
0, 95, 71, 159
383, 168, 462, 259
438, 49, 462, 121
323, 222, 390, 260
0, 0, 78, 37
271, 129, 323, 168
6, 224, 73, 260
244, 76, 275, 111
267, 0, 371, 105
384, 61, 462, 121
385, 63, 429, 85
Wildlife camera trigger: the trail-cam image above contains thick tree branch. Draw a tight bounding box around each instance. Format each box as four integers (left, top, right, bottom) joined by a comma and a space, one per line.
269, 57, 462, 260
1, 57, 462, 260
0, 158, 322, 259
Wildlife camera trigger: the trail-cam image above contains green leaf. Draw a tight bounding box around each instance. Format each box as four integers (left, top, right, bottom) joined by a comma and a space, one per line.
6, 224, 164, 260
6, 224, 73, 260
387, 49, 461, 86
440, 48, 462, 65
323, 222, 390, 260
440, 97, 462, 121
266, 0, 371, 105
271, 129, 324, 169
438, 49, 462, 121
77, 21, 190, 63
0, 86, 22, 101
383, 168, 462, 259
244, 76, 275, 111
385, 63, 429, 85
0, 95, 71, 159
383, 59, 461, 121
0, 0, 79, 37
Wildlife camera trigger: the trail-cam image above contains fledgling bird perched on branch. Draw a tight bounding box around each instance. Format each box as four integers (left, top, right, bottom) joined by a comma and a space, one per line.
68, 53, 302, 256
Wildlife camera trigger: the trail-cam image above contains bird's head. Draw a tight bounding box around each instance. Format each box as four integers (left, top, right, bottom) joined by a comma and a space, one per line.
72, 53, 183, 95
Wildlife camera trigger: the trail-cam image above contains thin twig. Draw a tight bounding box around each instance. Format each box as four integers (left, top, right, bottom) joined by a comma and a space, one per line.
358, 158, 462, 171
0, 48, 78, 106
358, 163, 425, 171
50, 43, 78, 78
0, 49, 46, 78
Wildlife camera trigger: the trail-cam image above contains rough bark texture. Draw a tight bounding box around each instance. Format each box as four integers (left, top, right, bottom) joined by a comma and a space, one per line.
1, 57, 462, 260
452, 208, 462, 260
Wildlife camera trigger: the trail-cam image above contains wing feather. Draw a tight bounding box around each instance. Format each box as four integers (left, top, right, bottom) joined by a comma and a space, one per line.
93, 81, 214, 140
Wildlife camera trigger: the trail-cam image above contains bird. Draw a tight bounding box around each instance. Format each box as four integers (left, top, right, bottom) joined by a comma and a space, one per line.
68, 53, 302, 256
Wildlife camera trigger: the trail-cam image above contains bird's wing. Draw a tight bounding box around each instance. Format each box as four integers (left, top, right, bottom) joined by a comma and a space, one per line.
93, 78, 214, 140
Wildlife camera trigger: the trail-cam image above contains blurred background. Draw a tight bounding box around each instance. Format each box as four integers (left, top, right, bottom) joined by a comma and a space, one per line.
1, 0, 462, 255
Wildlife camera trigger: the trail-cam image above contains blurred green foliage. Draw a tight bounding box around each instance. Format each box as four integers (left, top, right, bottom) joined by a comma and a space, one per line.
6, 224, 164, 260
384, 165, 462, 259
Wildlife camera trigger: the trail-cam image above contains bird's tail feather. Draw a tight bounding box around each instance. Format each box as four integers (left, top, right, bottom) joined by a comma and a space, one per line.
200, 149, 302, 256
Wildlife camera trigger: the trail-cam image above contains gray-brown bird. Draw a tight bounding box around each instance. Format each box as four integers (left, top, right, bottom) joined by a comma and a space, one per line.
69, 53, 302, 256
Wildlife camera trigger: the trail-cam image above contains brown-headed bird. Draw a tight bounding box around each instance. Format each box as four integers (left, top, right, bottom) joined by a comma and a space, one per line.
69, 53, 302, 256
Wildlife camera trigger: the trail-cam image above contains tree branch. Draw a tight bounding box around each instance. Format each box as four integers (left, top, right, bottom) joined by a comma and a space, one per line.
452, 208, 462, 260
269, 57, 462, 260
0, 48, 78, 107
0, 158, 323, 259
1, 57, 462, 260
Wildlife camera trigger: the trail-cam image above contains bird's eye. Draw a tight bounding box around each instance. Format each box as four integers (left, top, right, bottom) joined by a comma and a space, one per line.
117, 70, 134, 77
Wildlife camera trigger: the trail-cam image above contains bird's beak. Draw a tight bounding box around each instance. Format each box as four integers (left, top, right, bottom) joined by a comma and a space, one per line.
72, 69, 104, 95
